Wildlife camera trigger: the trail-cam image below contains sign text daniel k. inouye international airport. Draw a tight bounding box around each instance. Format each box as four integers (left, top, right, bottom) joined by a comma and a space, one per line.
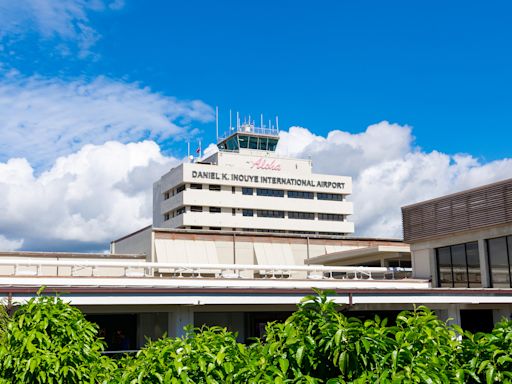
191, 170, 346, 190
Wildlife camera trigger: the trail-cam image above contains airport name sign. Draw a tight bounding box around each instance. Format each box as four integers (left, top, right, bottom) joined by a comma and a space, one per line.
191, 170, 345, 190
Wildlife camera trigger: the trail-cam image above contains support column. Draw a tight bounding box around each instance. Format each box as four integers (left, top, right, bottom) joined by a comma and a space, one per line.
493, 307, 511, 325
446, 304, 461, 327
478, 239, 490, 288
168, 306, 194, 338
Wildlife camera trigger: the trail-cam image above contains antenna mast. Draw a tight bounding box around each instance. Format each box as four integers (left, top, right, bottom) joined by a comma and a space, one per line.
229, 109, 232, 131
215, 106, 219, 143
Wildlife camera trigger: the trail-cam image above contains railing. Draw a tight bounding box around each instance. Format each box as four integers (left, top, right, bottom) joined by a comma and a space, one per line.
219, 125, 280, 140
0, 259, 412, 281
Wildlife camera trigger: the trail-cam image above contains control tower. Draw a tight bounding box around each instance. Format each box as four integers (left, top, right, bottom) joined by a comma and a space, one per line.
153, 112, 354, 235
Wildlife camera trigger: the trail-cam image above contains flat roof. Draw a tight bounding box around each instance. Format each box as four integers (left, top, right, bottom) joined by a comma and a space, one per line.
112, 226, 405, 244
309, 245, 411, 265
402, 177, 512, 209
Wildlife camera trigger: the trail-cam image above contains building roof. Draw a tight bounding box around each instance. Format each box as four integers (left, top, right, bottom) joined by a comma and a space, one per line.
402, 177, 512, 242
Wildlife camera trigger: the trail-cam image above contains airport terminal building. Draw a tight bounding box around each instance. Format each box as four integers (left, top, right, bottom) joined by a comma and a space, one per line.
0, 120, 511, 350
153, 123, 353, 235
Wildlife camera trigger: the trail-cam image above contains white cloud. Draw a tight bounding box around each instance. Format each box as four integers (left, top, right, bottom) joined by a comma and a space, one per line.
0, 140, 177, 251
0, 0, 123, 57
0, 71, 213, 169
277, 123, 512, 238
0, 234, 23, 251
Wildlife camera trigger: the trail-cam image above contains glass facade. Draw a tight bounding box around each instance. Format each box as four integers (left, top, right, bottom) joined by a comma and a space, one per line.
288, 211, 315, 220
318, 213, 344, 221
317, 193, 343, 201
436, 241, 481, 287
288, 191, 314, 199
256, 188, 284, 197
487, 236, 512, 288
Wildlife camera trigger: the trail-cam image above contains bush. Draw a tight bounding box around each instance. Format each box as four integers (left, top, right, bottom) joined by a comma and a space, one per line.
0, 294, 116, 383
1, 291, 511, 383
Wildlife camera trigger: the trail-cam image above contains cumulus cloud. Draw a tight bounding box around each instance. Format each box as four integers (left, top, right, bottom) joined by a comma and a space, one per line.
0, 0, 123, 57
277, 123, 512, 238
0, 71, 213, 169
0, 140, 178, 252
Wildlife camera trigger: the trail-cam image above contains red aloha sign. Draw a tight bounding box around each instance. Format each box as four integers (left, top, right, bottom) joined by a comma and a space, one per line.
250, 158, 281, 171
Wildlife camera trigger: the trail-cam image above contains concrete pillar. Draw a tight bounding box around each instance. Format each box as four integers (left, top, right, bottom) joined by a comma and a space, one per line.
493, 307, 511, 325
478, 239, 490, 287
168, 306, 194, 338
428, 248, 437, 286
446, 304, 461, 327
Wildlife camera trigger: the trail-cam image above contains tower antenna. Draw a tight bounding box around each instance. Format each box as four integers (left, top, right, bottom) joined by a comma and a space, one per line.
236, 111, 240, 130
260, 113, 263, 128
229, 109, 232, 131
215, 106, 219, 143
276, 115, 279, 131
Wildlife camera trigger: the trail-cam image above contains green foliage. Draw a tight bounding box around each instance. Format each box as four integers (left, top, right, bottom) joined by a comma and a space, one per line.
117, 325, 254, 383
1, 290, 512, 383
461, 319, 512, 383
0, 294, 116, 383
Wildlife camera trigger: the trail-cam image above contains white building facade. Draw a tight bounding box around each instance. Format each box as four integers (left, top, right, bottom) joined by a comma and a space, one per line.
153, 124, 354, 236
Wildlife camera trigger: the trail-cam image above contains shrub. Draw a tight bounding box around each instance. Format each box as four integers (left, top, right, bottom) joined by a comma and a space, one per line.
0, 294, 116, 383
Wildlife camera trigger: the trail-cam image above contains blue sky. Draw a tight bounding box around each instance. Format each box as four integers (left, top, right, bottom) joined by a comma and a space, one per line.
4, 1, 512, 160
1, 0, 512, 251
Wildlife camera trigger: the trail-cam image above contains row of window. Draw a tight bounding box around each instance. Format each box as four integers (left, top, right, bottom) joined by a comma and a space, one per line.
242, 187, 343, 201
436, 235, 512, 288
165, 184, 345, 201
242, 209, 344, 221
185, 227, 346, 236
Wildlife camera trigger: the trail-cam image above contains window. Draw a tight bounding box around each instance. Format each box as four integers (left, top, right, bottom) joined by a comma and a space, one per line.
317, 193, 343, 201
257, 210, 285, 218
318, 213, 344, 221
256, 188, 284, 197
232, 208, 236, 216
175, 207, 185, 216
232, 186, 236, 194
176, 185, 186, 194
487, 236, 512, 288
288, 211, 314, 220
190, 206, 202, 212
288, 191, 314, 199
209, 185, 221, 191
190, 183, 202, 190
164, 191, 170, 200
209, 207, 221, 213
164, 213, 170, 221
435, 241, 481, 287
209, 227, 221, 231
242, 209, 254, 217
242, 187, 253, 195
190, 226, 202, 230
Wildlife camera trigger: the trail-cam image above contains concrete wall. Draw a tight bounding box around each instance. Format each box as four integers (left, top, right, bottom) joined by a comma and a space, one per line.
111, 226, 152, 259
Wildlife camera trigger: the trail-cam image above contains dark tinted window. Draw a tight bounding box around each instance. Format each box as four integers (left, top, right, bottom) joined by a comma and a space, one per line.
288, 211, 314, 220
242, 209, 254, 217
242, 187, 253, 195
317, 193, 343, 201
257, 210, 285, 218
256, 188, 284, 197
318, 213, 344, 221
435, 241, 481, 288
288, 191, 314, 199
488, 237, 511, 288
